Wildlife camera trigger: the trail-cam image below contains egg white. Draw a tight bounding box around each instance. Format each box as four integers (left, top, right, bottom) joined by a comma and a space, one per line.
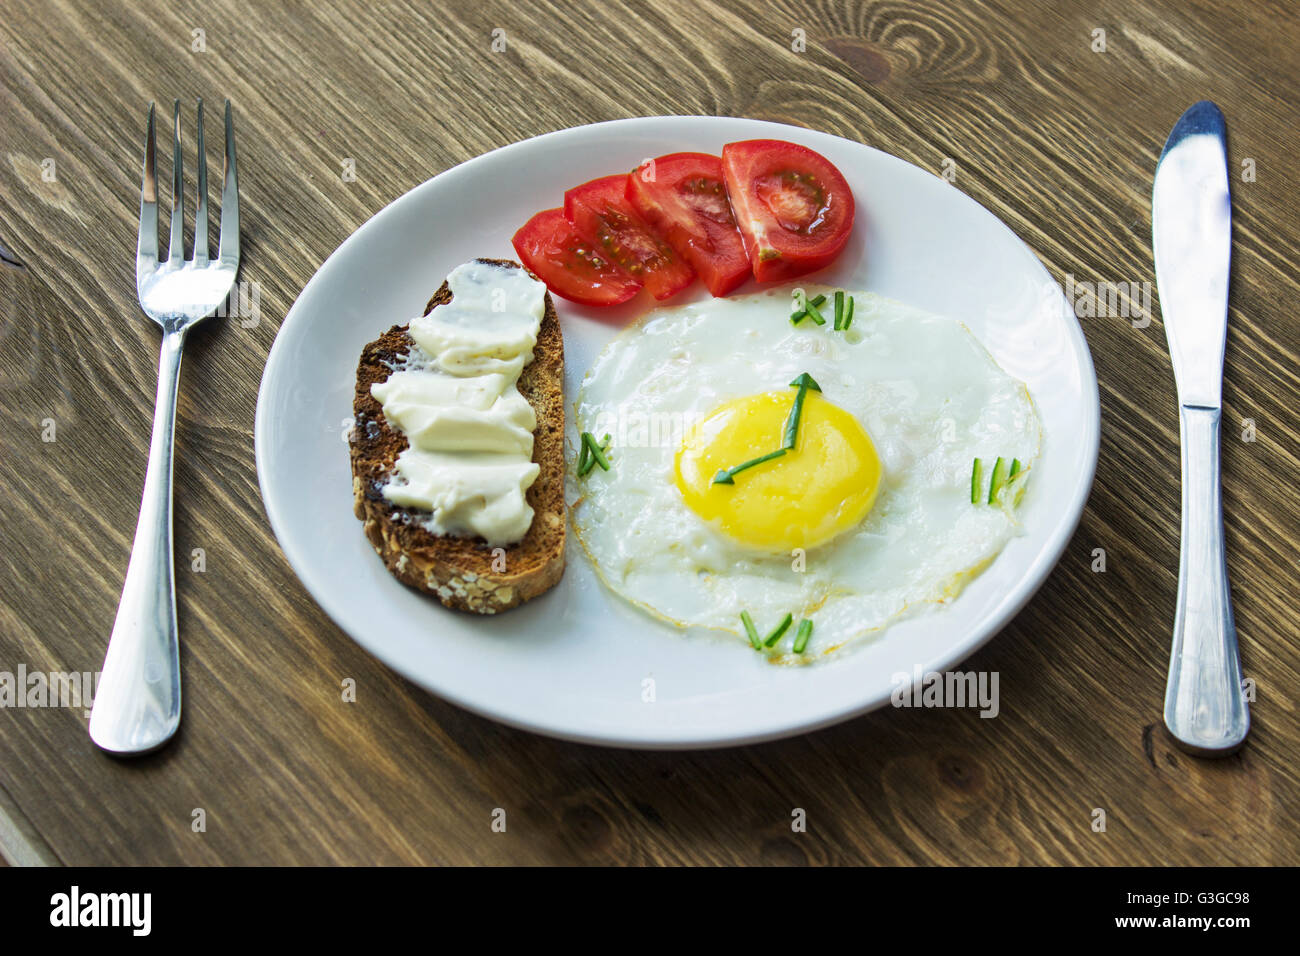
570, 287, 1043, 661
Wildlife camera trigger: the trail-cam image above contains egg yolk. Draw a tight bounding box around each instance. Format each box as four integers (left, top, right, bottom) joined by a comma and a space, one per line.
674, 390, 882, 552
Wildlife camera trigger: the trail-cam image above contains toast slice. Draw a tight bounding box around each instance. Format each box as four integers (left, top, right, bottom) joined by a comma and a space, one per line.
350, 258, 565, 613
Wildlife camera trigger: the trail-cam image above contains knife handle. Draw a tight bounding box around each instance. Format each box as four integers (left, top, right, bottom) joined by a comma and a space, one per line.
1163, 404, 1249, 755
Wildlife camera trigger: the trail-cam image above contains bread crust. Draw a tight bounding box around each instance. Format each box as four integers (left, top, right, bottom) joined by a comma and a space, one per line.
349, 259, 565, 613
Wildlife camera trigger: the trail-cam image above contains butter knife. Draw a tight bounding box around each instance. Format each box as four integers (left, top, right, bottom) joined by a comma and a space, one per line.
1152, 100, 1249, 755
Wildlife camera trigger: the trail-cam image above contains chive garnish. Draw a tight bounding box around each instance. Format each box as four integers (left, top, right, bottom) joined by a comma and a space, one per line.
577, 435, 591, 475
712, 373, 819, 485
579, 431, 611, 475
741, 611, 762, 650
587, 433, 611, 471
764, 612, 793, 648
971, 456, 1027, 505
792, 619, 813, 654
790, 291, 858, 332
1008, 459, 1026, 505
987, 456, 1008, 504
782, 372, 822, 450
712, 448, 787, 485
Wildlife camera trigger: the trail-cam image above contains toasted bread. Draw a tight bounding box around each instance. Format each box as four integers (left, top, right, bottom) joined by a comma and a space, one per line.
350, 258, 565, 613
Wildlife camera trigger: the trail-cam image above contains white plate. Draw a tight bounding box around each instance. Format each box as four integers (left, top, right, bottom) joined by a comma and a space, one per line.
255, 116, 1099, 748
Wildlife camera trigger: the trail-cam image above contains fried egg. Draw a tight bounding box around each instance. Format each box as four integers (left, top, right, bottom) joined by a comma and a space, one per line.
571, 288, 1042, 661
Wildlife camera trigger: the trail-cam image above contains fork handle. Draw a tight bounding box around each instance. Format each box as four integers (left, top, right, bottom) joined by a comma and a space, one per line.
1162, 404, 1249, 755
89, 328, 186, 755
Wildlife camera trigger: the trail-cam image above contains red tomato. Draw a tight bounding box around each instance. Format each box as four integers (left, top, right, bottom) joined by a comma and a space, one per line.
511, 208, 642, 306
625, 153, 751, 297
720, 140, 855, 283
564, 175, 695, 300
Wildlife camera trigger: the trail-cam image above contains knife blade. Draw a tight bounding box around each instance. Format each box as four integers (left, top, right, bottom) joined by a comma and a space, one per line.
1152, 100, 1249, 755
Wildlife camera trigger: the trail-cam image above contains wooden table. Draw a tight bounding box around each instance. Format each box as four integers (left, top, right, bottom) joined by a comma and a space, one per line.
1, 0, 1296, 866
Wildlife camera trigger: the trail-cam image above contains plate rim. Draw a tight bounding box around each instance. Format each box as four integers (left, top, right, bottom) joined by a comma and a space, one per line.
254, 115, 1101, 749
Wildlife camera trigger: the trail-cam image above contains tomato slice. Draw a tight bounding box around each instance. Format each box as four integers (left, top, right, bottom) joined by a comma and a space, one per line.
625, 153, 751, 298
564, 175, 695, 300
720, 140, 855, 283
511, 208, 642, 306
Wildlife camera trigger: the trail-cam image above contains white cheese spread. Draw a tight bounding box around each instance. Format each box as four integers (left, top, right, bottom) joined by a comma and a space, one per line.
371, 260, 545, 546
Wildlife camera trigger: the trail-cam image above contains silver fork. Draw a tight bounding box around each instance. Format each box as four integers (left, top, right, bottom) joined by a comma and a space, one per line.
88, 99, 239, 756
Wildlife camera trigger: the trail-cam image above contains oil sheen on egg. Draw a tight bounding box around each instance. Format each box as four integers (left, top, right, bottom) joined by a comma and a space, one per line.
571, 288, 1043, 661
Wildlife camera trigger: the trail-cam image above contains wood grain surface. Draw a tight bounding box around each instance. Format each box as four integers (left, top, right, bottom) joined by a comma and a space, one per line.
1, 0, 1297, 866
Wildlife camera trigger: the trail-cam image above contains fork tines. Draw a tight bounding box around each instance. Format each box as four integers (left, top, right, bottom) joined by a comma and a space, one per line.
137, 98, 239, 275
